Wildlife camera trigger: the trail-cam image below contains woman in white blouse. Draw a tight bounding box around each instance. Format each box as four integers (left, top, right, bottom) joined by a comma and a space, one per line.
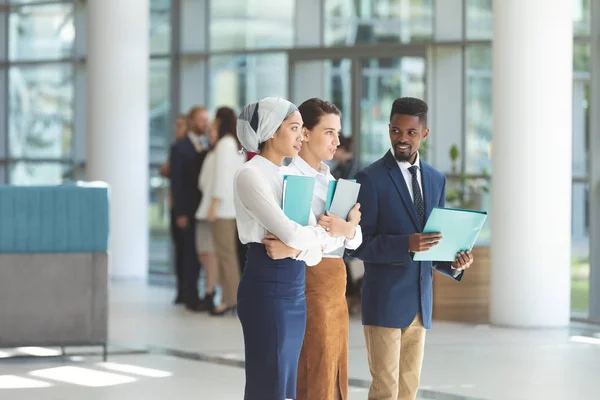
204, 107, 245, 316
233, 98, 357, 400
278, 98, 362, 400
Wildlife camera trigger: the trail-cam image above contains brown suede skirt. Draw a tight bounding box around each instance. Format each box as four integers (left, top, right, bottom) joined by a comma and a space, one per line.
297, 257, 349, 400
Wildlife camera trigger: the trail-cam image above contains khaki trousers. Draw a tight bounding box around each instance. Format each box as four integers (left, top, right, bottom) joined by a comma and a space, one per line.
363, 314, 426, 400
210, 219, 241, 307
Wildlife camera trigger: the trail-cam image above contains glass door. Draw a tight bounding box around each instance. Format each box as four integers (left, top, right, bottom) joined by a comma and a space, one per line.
290, 58, 352, 136
289, 50, 427, 169
358, 56, 427, 167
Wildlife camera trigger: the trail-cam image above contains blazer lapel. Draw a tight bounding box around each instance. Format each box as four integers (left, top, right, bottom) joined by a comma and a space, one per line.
384, 152, 420, 230
420, 161, 435, 219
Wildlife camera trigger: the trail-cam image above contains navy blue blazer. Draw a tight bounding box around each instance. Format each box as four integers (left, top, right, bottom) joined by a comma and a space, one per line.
169, 136, 207, 219
349, 151, 463, 329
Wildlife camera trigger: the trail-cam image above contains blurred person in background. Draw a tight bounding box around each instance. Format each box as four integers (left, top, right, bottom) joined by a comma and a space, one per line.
161, 114, 189, 305
330, 135, 358, 181
169, 105, 211, 312
204, 107, 244, 316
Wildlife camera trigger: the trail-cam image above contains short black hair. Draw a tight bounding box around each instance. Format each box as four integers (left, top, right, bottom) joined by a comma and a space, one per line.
390, 97, 428, 126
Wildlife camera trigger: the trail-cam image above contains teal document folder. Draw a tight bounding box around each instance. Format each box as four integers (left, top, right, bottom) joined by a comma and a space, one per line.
413, 207, 488, 262
328, 179, 361, 219
282, 175, 316, 226
324, 180, 337, 211
324, 179, 357, 212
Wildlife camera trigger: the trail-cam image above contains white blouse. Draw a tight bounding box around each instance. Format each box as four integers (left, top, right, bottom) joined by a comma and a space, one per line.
196, 151, 215, 220
283, 156, 363, 259
234, 155, 338, 266
196, 135, 246, 220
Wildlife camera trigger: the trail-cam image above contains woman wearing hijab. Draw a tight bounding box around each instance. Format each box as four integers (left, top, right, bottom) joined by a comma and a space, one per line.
234, 97, 346, 400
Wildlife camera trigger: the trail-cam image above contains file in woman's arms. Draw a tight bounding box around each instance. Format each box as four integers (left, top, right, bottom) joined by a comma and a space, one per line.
413, 207, 487, 262
327, 179, 361, 220
282, 175, 316, 226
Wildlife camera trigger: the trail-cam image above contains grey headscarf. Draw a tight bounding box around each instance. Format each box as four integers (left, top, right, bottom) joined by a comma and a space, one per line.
237, 97, 298, 153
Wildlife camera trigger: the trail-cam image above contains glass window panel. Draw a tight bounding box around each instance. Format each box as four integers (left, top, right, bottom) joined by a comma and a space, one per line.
466, 0, 492, 40
325, 0, 433, 46
8, 161, 72, 185
150, 58, 170, 165
292, 59, 352, 133
359, 56, 426, 167
465, 45, 492, 174
8, 1, 58, 3
210, 0, 294, 51
574, 42, 591, 74
446, 175, 491, 244
571, 182, 590, 316
149, 166, 172, 275
0, 68, 6, 159
150, 0, 171, 54
8, 3, 74, 61
573, 0, 591, 36
8, 64, 74, 159
328, 59, 352, 136
572, 79, 590, 179
209, 53, 288, 112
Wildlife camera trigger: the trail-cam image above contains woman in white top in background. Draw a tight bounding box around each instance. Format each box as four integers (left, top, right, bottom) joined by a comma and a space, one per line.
234, 97, 358, 400
205, 107, 244, 316
194, 118, 220, 313
275, 98, 362, 400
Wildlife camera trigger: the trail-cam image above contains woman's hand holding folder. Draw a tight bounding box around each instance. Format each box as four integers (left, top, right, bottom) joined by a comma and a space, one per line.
318, 203, 361, 239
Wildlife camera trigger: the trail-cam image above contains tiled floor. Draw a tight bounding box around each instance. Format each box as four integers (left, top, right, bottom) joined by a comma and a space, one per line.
1, 280, 599, 400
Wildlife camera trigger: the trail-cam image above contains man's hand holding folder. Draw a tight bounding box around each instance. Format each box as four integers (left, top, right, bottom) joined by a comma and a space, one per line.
409, 231, 474, 271
408, 232, 442, 253
409, 207, 487, 270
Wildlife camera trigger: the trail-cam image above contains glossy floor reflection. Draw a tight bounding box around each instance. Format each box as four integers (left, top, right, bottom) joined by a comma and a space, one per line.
1, 280, 599, 400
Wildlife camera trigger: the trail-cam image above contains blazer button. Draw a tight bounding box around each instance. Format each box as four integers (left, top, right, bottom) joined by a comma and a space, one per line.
421, 276, 425, 281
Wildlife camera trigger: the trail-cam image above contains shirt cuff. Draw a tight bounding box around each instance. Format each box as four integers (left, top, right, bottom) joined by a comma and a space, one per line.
344, 225, 363, 250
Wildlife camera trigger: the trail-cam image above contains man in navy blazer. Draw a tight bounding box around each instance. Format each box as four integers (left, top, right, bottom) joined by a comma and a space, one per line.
169, 105, 210, 312
350, 98, 474, 400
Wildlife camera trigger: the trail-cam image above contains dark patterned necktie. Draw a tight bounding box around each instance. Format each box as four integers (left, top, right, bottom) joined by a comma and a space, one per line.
408, 166, 425, 228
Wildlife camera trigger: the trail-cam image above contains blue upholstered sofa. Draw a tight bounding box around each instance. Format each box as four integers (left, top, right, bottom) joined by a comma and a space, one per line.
0, 183, 109, 358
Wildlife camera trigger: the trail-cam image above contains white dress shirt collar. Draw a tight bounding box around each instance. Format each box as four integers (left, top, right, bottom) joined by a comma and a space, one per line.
390, 148, 421, 172
290, 156, 330, 178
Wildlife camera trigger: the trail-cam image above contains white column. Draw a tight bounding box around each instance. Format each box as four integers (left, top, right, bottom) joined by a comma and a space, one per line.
490, 0, 573, 327
427, 46, 463, 171
86, 0, 149, 279
589, 0, 600, 322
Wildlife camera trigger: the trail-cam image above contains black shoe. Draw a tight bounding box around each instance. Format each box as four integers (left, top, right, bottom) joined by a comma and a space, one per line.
210, 305, 237, 316
184, 292, 215, 313
204, 292, 216, 313
173, 295, 184, 305
185, 301, 210, 312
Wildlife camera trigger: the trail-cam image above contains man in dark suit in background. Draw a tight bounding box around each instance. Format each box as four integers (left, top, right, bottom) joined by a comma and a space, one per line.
350, 98, 474, 400
169, 105, 210, 312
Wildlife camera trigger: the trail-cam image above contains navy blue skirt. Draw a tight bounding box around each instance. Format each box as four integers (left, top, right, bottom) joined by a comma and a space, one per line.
237, 243, 307, 400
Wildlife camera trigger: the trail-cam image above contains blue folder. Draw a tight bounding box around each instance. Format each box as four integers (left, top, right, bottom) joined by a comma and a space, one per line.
324, 179, 356, 212
413, 207, 487, 262
324, 180, 337, 212
282, 175, 316, 226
